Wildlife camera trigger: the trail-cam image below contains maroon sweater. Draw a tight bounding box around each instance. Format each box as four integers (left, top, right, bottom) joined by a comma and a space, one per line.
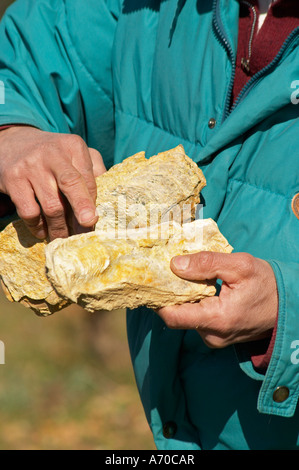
0, 0, 299, 370
232, 0, 299, 105
233, 0, 299, 371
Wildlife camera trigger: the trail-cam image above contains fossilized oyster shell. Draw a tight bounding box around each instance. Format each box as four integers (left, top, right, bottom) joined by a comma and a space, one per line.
0, 145, 232, 316
0, 219, 70, 315
45, 219, 232, 312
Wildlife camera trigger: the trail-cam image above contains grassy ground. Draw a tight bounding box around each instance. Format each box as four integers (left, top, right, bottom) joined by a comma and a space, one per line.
0, 293, 155, 450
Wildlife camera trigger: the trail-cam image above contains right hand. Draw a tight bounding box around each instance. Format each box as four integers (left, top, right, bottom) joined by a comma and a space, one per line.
0, 126, 106, 240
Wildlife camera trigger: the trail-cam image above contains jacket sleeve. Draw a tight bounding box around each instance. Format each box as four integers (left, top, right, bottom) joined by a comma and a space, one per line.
0, 0, 118, 167
236, 260, 299, 418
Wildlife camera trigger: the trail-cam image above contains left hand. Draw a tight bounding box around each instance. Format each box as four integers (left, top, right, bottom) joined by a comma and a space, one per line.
157, 252, 278, 348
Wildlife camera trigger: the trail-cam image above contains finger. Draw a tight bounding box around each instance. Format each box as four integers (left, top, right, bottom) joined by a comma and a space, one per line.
68, 209, 95, 235
58, 197, 92, 236
158, 298, 235, 348
33, 176, 69, 240
7, 180, 47, 239
170, 251, 253, 285
52, 162, 98, 228
68, 146, 105, 233
67, 138, 98, 203
88, 148, 107, 178
157, 296, 221, 330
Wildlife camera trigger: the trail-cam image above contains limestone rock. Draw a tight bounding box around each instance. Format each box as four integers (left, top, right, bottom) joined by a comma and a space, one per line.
0, 145, 232, 316
0, 220, 69, 316
95, 145, 206, 231
45, 219, 232, 312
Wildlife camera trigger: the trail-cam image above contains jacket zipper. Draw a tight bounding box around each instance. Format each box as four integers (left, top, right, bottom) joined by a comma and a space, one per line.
212, 0, 236, 123
240, 1, 257, 74
231, 26, 299, 112
213, 0, 299, 120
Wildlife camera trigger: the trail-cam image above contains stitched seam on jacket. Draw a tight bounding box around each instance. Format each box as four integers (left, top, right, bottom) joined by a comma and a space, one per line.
258, 260, 286, 410
229, 177, 290, 200
258, 389, 299, 415
63, 0, 113, 102
257, 395, 298, 416
257, 260, 299, 416
116, 106, 201, 148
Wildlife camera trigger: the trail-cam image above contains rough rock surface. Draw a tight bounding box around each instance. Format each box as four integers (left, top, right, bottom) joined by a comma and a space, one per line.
0, 145, 232, 316
45, 219, 232, 312
0, 220, 70, 316
95, 145, 206, 231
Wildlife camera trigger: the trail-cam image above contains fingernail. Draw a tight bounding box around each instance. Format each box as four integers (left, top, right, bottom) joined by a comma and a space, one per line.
172, 255, 190, 271
79, 209, 98, 224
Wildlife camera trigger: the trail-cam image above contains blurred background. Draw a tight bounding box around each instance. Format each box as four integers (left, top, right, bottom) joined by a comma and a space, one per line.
0, 0, 154, 450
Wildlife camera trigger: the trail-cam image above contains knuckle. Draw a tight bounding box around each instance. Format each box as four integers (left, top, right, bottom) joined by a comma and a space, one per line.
23, 152, 43, 170
89, 147, 104, 165
81, 170, 97, 191
75, 198, 95, 212
237, 253, 255, 276
164, 317, 180, 329
86, 181, 97, 200
65, 134, 86, 151
58, 170, 82, 189
197, 251, 214, 271
48, 226, 69, 240
203, 335, 227, 349
159, 308, 180, 329
17, 206, 40, 222
3, 163, 24, 182
42, 200, 64, 219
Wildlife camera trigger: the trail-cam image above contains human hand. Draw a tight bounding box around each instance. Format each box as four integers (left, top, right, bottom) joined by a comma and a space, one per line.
157, 252, 278, 348
0, 126, 106, 240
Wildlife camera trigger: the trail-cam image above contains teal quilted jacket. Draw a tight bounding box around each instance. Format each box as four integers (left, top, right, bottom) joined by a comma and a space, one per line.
0, 0, 299, 449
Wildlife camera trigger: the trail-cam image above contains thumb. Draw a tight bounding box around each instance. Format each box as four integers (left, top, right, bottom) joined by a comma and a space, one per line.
89, 148, 107, 177
170, 251, 241, 284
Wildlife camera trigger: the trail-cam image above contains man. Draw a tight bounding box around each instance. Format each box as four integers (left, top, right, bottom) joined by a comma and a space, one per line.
0, 0, 298, 449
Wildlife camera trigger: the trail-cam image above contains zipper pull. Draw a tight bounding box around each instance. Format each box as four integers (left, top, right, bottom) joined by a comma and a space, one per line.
241, 57, 250, 74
